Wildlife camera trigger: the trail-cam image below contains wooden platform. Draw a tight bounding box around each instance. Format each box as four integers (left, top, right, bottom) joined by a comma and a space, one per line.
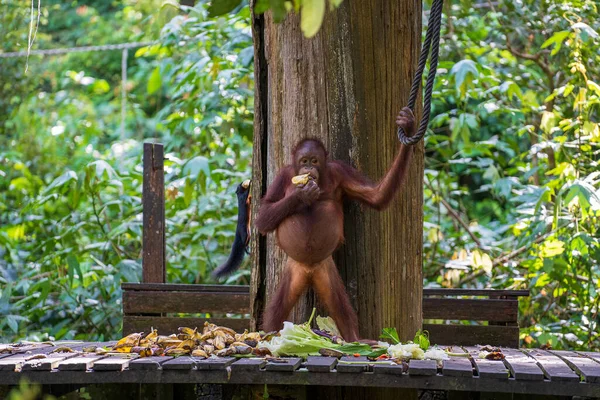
1, 343, 599, 397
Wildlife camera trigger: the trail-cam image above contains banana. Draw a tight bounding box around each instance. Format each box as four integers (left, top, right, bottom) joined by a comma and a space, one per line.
114, 332, 143, 349
292, 173, 311, 185
191, 349, 208, 358
177, 339, 196, 350
165, 347, 190, 356
203, 345, 215, 354
214, 336, 226, 350
214, 326, 237, 336
140, 329, 158, 345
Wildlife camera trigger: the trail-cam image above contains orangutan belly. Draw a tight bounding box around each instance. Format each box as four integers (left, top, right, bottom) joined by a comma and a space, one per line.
276, 200, 344, 265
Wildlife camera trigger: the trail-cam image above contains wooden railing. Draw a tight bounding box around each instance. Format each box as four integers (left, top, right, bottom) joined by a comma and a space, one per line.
122, 143, 529, 347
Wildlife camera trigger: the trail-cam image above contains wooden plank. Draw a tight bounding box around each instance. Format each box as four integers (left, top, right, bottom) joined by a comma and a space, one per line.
305, 356, 337, 372
441, 346, 473, 377
122, 283, 250, 293
93, 354, 138, 371
122, 316, 250, 335
229, 358, 266, 372
424, 324, 519, 347
408, 359, 438, 376
577, 351, 600, 363
143, 142, 165, 284
129, 356, 174, 370
423, 289, 530, 297
502, 348, 545, 381
0, 355, 35, 372
0, 344, 61, 371
525, 350, 579, 382
22, 354, 78, 371
423, 298, 518, 322
335, 356, 370, 373
57, 355, 108, 371
464, 346, 509, 379
123, 291, 250, 314
161, 356, 195, 370
551, 350, 600, 383
372, 361, 408, 375
264, 358, 302, 372
195, 357, 236, 370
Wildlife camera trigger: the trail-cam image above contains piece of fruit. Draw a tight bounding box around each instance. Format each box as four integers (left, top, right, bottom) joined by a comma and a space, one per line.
292, 174, 311, 185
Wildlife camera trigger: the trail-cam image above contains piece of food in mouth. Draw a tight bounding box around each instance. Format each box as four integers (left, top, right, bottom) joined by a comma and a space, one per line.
291, 173, 311, 185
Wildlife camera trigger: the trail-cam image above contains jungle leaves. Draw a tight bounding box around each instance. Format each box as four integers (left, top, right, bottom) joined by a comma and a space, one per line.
208, 0, 343, 37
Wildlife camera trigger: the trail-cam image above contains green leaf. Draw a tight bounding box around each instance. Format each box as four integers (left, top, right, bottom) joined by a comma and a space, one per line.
413, 329, 430, 350
572, 22, 598, 40
540, 240, 565, 258
184, 177, 193, 206
541, 30, 570, 55
148, 66, 162, 95
380, 327, 400, 344
301, 0, 326, 38
270, 0, 288, 22
44, 171, 77, 194
450, 60, 478, 98
6, 315, 18, 333
184, 156, 210, 178
67, 254, 83, 284
208, 0, 243, 17
254, 0, 270, 14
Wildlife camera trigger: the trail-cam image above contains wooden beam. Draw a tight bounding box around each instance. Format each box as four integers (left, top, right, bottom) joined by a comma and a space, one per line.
142, 143, 165, 284
423, 298, 518, 322
123, 290, 250, 314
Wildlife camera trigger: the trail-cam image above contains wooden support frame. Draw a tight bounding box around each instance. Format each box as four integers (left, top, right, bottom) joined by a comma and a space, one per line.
142, 143, 166, 284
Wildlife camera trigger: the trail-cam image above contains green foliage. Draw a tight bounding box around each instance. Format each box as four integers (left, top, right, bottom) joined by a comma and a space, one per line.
0, 1, 253, 342
1, 0, 598, 352
209, 0, 342, 37
423, 0, 599, 350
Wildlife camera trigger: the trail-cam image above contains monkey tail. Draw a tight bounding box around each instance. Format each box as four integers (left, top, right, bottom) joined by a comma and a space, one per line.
213, 181, 251, 279
212, 231, 247, 278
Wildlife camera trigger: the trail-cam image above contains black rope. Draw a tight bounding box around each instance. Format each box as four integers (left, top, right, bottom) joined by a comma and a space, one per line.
398, 0, 444, 145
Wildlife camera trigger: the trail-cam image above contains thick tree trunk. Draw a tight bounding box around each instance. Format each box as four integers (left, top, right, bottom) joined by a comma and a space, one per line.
250, 0, 423, 345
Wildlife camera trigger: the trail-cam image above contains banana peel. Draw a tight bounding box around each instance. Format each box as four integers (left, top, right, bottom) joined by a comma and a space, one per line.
292, 173, 311, 185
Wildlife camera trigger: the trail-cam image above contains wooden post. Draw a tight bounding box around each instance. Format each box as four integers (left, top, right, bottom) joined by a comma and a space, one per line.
249, 0, 423, 347
143, 142, 166, 284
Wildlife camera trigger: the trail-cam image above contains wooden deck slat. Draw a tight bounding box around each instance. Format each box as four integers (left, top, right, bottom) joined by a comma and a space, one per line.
424, 298, 517, 322
501, 348, 545, 381
408, 359, 438, 376
195, 357, 236, 371
464, 346, 508, 379
93, 355, 138, 371
57, 356, 108, 371
336, 356, 370, 373
441, 346, 473, 377
551, 350, 600, 383
372, 361, 408, 375
22, 354, 78, 371
577, 351, 600, 363
305, 356, 337, 372
229, 358, 266, 372
524, 350, 580, 382
129, 356, 174, 370
122, 316, 250, 335
264, 358, 302, 372
161, 356, 195, 370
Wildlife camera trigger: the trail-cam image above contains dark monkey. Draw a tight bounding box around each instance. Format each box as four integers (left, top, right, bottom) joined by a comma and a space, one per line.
255, 107, 416, 342
213, 180, 251, 278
